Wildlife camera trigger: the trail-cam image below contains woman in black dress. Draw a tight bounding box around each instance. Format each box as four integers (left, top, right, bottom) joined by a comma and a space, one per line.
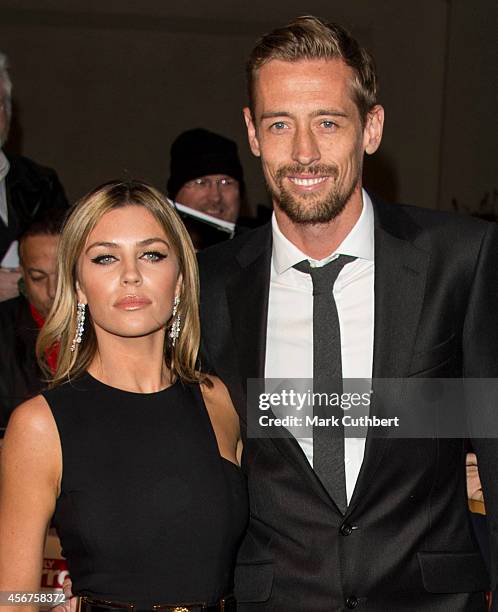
0, 181, 248, 611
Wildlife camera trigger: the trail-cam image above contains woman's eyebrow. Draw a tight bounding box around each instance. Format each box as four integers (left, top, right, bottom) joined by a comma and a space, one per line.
136, 238, 170, 248
85, 238, 169, 254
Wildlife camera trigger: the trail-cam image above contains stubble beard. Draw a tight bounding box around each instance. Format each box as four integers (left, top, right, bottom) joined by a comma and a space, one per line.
268, 163, 360, 225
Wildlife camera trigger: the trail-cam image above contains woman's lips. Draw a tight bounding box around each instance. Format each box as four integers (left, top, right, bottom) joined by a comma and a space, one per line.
114, 295, 152, 310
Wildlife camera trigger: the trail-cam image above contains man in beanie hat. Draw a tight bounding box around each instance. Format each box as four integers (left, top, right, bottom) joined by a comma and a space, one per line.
167, 128, 244, 224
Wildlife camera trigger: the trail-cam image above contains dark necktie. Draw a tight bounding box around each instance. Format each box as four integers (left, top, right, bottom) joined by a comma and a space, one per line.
294, 254, 357, 513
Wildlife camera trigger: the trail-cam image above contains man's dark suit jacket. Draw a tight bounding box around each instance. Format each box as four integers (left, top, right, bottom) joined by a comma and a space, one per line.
198, 197, 498, 611
0, 153, 68, 262
0, 295, 45, 428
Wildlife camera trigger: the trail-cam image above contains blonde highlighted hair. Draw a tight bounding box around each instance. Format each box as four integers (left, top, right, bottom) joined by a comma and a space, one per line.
37, 180, 204, 387
246, 15, 378, 126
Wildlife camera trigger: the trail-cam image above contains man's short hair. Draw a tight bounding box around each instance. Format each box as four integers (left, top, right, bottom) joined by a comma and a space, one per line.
19, 207, 66, 262
246, 15, 378, 125
0, 51, 13, 122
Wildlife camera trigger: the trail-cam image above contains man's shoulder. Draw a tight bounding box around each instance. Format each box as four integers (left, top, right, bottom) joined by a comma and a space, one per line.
373, 197, 494, 243
5, 152, 68, 213
6, 153, 60, 185
197, 222, 271, 278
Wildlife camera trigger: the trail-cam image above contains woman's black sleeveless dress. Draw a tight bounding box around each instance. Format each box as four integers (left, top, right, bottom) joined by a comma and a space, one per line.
43, 372, 248, 607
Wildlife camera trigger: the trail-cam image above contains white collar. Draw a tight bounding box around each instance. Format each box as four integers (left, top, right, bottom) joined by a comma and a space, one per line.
272, 188, 375, 274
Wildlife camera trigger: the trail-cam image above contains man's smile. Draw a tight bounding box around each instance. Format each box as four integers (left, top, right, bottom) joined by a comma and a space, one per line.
287, 175, 330, 190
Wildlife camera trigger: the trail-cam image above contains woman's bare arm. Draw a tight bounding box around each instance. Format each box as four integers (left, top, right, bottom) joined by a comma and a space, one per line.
0, 396, 62, 611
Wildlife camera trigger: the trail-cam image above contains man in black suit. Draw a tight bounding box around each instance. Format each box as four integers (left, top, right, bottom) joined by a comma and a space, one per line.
198, 16, 498, 611
0, 51, 68, 301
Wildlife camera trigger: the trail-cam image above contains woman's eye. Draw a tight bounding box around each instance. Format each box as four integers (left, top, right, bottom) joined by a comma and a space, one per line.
91, 255, 117, 265
142, 251, 167, 262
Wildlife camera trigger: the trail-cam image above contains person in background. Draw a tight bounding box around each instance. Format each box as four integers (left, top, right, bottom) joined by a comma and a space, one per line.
167, 128, 244, 224
0, 208, 66, 428
0, 51, 68, 302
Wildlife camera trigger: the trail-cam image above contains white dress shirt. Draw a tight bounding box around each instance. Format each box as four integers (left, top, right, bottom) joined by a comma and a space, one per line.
265, 189, 375, 503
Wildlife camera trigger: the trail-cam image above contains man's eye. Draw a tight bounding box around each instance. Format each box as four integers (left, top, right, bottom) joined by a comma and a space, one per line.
271, 121, 288, 131
193, 178, 208, 186
142, 251, 167, 262
91, 255, 117, 265
321, 120, 337, 129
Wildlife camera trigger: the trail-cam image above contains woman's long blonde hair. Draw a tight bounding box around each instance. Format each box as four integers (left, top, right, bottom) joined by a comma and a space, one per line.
37, 180, 204, 387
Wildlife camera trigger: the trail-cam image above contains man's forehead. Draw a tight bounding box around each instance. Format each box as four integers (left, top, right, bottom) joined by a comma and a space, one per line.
21, 234, 59, 257
252, 58, 356, 109
255, 57, 352, 81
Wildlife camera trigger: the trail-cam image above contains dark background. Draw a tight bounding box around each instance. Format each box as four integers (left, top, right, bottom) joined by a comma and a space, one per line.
0, 0, 496, 218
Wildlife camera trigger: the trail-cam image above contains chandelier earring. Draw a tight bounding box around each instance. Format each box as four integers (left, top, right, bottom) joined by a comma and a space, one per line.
169, 295, 181, 346
70, 302, 86, 352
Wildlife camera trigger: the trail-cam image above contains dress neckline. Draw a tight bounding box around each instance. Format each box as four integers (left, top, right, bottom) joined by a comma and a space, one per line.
82, 370, 180, 397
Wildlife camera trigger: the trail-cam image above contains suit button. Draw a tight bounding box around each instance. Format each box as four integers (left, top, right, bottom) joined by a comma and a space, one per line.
340, 522, 353, 536
346, 596, 359, 608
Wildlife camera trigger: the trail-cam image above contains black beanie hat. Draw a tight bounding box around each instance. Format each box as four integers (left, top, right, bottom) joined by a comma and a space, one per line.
167, 128, 245, 199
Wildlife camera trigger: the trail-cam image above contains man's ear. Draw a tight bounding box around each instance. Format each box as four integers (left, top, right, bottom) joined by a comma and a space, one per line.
363, 104, 385, 155
243, 107, 261, 157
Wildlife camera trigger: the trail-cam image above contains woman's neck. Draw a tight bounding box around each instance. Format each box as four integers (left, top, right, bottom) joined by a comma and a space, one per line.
88, 330, 171, 393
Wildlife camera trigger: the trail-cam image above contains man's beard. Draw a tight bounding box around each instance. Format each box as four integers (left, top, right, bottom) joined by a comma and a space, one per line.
268, 163, 359, 225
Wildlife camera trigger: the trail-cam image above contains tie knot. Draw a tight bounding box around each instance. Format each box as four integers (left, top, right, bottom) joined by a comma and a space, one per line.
293, 255, 357, 293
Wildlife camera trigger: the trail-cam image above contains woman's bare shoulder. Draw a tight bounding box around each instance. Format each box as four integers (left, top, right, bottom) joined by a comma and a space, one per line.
6, 394, 56, 437
201, 375, 235, 407
201, 374, 231, 399
2, 394, 61, 477
200, 376, 239, 428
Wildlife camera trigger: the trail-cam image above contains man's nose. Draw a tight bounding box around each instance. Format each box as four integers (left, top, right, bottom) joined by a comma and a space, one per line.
47, 274, 57, 300
206, 182, 222, 204
292, 126, 320, 166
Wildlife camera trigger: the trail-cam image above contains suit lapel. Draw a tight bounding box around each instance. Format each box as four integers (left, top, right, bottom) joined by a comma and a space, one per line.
225, 225, 272, 385
348, 200, 430, 513
226, 225, 345, 511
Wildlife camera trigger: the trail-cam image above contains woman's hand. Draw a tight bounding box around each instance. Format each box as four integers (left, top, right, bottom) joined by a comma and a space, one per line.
51, 577, 77, 612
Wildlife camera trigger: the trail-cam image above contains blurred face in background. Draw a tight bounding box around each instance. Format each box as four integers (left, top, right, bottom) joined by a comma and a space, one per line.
20, 233, 59, 318
175, 174, 241, 223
